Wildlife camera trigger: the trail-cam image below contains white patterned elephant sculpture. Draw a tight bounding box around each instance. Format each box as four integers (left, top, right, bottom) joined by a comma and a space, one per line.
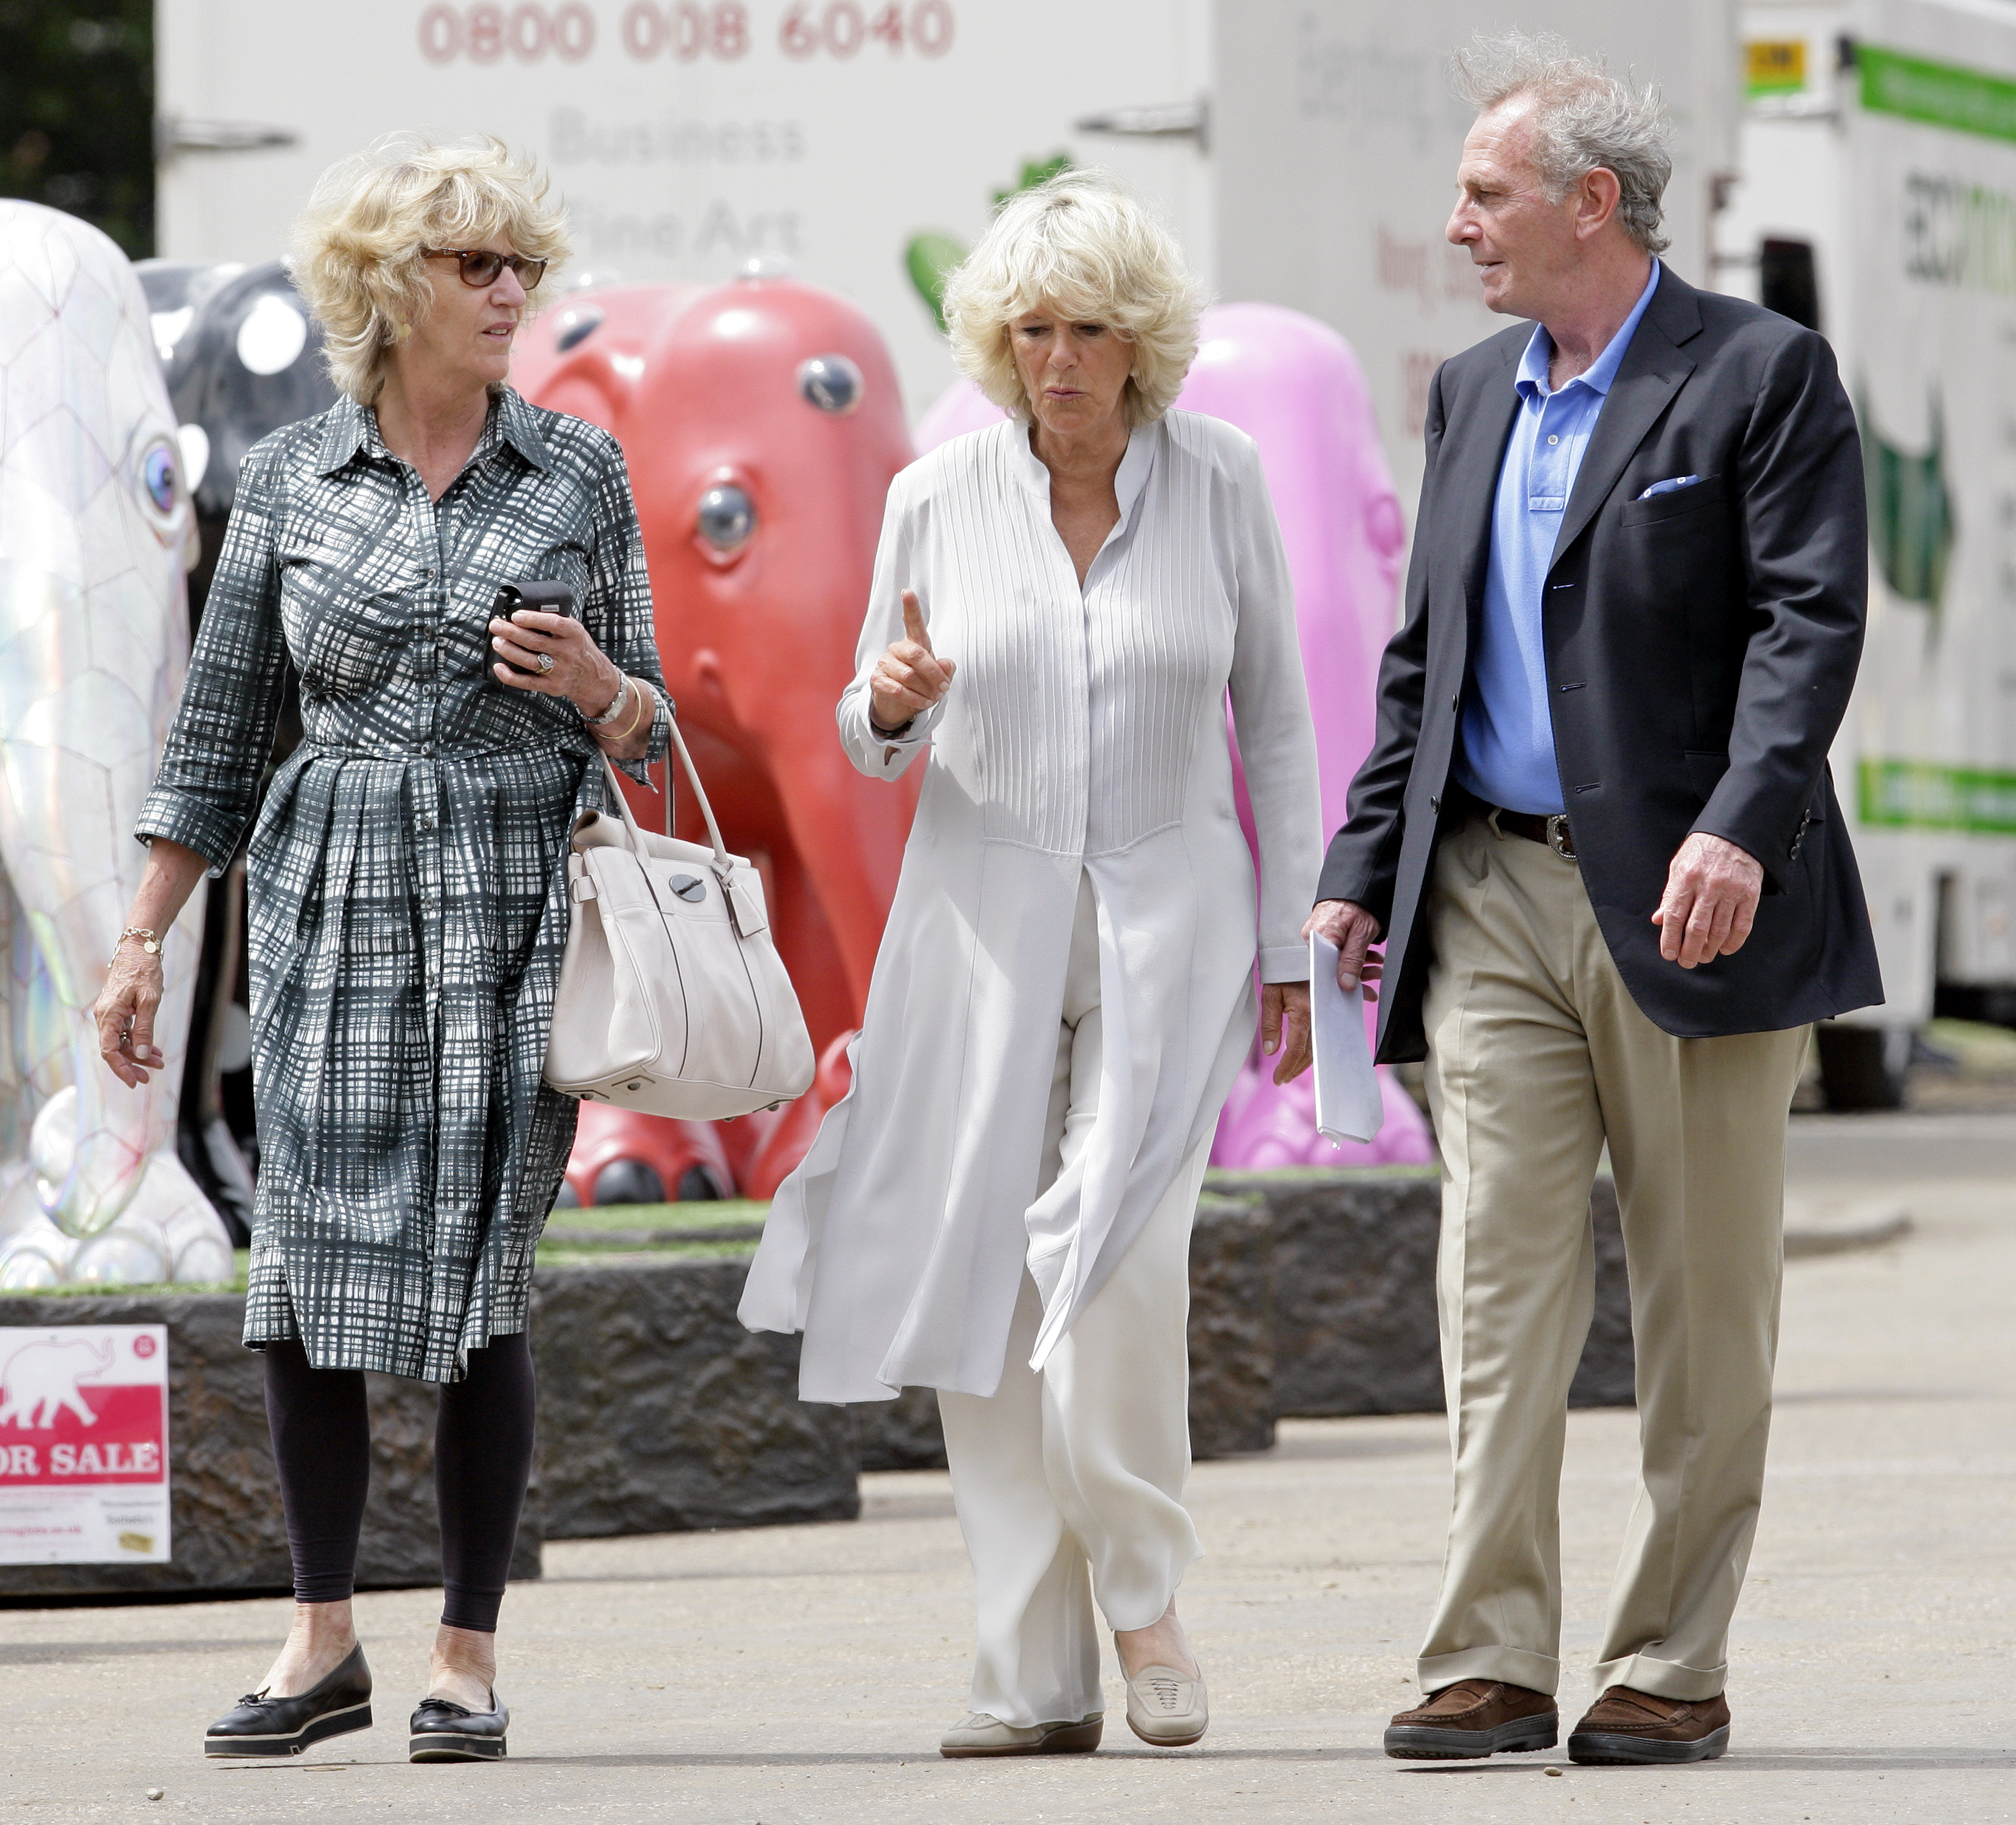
0, 201, 232, 1287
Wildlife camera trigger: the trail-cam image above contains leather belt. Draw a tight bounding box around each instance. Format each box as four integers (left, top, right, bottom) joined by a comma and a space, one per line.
1486, 804, 1577, 861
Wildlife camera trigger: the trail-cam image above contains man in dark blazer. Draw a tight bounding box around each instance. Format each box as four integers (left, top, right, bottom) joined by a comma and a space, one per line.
1309, 34, 1882, 1769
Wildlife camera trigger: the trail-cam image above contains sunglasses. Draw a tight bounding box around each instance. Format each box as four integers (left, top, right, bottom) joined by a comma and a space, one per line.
425, 247, 549, 289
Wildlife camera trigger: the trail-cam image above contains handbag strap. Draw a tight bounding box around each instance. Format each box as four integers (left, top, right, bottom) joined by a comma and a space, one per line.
597, 711, 732, 875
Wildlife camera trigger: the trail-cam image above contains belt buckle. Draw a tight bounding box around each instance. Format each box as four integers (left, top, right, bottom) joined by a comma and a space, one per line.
1545, 814, 1576, 860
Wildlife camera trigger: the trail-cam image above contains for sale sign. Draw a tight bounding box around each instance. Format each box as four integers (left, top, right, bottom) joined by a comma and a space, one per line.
0, 1327, 170, 1564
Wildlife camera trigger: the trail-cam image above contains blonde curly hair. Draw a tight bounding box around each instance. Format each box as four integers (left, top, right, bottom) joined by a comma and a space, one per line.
942, 169, 1204, 428
291, 134, 570, 404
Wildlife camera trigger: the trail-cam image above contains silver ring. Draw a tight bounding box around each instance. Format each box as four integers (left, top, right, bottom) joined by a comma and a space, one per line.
535, 652, 554, 675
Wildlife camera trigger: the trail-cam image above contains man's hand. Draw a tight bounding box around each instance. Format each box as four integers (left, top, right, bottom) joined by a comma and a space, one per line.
1302, 900, 1385, 1000
1653, 832, 1764, 968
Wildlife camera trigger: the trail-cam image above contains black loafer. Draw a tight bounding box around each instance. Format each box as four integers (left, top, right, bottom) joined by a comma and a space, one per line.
409, 1691, 509, 1761
204, 1643, 373, 1757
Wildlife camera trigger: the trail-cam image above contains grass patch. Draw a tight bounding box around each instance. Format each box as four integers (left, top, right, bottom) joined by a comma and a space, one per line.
1204, 1163, 1440, 1184
0, 1249, 250, 1299
535, 1240, 759, 1266
543, 1199, 769, 1235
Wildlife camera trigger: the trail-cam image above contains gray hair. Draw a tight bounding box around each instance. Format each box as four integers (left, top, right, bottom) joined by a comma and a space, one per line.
1451, 30, 1673, 256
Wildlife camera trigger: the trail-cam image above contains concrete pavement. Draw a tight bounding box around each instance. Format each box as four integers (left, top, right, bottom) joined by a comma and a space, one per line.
3, 1113, 2012, 1824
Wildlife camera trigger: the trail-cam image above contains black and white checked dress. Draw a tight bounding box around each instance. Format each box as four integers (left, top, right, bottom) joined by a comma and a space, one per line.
137, 390, 670, 1382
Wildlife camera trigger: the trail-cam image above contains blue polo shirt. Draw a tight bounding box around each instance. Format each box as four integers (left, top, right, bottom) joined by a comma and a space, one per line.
1454, 260, 1661, 815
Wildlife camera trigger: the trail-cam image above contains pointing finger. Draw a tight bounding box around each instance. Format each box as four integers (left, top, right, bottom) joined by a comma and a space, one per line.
901, 589, 932, 653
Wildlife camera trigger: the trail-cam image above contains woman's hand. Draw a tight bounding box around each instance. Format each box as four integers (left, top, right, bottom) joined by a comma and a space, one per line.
489, 609, 624, 718
93, 838, 211, 1091
95, 944, 168, 1089
1261, 981, 1313, 1085
870, 590, 955, 734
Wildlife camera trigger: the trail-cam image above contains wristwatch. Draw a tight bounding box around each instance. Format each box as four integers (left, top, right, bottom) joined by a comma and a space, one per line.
584, 677, 630, 726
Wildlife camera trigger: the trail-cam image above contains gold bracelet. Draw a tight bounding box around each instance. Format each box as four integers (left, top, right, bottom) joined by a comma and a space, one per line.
600, 679, 649, 744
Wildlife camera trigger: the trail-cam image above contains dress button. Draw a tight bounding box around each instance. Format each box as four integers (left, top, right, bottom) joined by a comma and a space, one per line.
1547, 434, 1560, 445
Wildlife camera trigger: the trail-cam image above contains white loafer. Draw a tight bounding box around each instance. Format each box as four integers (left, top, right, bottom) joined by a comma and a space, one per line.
1123, 1664, 1209, 1746
938, 1711, 1103, 1758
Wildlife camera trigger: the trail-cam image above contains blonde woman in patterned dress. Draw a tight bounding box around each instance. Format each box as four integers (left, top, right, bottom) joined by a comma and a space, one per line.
740, 170, 1323, 1756
93, 137, 671, 1763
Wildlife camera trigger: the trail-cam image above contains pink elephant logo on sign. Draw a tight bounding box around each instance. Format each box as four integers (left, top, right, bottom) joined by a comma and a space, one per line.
913, 302, 1435, 1169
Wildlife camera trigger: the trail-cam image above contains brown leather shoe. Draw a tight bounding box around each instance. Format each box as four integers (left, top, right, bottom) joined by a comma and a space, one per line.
1568, 1686, 1731, 1765
1384, 1679, 1558, 1760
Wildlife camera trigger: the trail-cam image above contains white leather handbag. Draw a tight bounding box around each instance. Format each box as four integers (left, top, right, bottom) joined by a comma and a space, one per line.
544, 725, 815, 1119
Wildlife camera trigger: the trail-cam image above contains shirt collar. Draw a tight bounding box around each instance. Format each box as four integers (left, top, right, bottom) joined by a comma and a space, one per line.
1011, 415, 1162, 531
1516, 258, 1662, 403
311, 387, 554, 478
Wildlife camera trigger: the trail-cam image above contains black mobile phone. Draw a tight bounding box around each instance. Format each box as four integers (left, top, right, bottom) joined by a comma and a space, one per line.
490, 579, 576, 677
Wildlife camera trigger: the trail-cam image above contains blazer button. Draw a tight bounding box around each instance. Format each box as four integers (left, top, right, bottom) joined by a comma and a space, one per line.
1450, 693, 1461, 712
1430, 795, 1440, 813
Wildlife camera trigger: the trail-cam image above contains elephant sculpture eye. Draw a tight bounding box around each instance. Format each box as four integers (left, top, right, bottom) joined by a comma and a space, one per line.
697, 483, 756, 552
797, 354, 863, 415
142, 442, 177, 514
554, 304, 604, 352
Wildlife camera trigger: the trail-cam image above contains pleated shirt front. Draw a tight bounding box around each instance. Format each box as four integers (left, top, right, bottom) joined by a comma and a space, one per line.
136, 392, 670, 1382
741, 413, 1322, 1401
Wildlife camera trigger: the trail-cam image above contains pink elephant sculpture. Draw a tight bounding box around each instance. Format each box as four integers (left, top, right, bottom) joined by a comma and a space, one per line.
913, 302, 1435, 1167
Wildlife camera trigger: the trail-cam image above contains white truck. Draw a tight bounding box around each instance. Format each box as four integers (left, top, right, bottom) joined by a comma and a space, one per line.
203, 8, 2016, 1085
155, 0, 1736, 481
1718, 0, 2016, 1101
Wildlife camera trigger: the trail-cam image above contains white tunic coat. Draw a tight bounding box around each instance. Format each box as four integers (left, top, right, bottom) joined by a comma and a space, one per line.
739, 412, 1322, 1402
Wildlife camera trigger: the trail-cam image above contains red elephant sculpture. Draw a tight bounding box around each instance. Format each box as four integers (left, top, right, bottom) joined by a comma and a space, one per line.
513, 270, 917, 1203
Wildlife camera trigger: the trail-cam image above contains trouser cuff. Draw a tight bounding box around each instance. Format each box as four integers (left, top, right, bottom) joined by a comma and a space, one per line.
441, 1585, 504, 1633
291, 1576, 356, 1604
1590, 1651, 1726, 1703
1418, 1646, 1560, 1698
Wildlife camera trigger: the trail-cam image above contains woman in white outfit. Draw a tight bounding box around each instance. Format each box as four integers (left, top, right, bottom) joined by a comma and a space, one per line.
739, 170, 1322, 1756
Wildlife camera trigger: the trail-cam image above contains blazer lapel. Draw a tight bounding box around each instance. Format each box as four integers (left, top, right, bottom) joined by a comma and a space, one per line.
1450, 334, 1524, 617
1548, 276, 1703, 567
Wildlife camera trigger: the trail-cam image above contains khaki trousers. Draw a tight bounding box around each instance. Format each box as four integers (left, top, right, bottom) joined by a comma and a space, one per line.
938, 873, 1206, 1728
1418, 815, 1809, 1703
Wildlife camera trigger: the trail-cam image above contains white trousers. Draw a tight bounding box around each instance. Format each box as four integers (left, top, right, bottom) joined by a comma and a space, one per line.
938, 873, 1208, 1727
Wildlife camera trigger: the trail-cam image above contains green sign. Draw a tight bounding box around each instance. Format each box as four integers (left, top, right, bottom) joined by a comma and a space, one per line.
1859, 758, 2016, 832
1860, 42, 2016, 144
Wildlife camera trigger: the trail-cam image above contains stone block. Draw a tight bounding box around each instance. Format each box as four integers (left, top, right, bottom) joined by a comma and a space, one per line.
1206, 1167, 1635, 1417
531, 1258, 858, 1538
850, 1389, 946, 1473
0, 1292, 540, 1600
1185, 1191, 1275, 1458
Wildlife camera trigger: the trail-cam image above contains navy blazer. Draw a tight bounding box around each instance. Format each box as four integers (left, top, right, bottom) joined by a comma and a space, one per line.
1319, 268, 1884, 1061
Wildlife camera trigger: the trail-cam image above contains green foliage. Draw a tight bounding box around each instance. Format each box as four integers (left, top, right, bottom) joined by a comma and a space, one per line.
990, 154, 1073, 211
0, 0, 154, 257
901, 151, 1075, 331
903, 231, 967, 333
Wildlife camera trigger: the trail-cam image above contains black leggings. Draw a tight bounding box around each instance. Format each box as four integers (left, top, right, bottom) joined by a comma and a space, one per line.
263, 1333, 536, 1633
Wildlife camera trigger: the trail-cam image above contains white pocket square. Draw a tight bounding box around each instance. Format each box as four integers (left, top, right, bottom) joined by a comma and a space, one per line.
1638, 473, 1703, 500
